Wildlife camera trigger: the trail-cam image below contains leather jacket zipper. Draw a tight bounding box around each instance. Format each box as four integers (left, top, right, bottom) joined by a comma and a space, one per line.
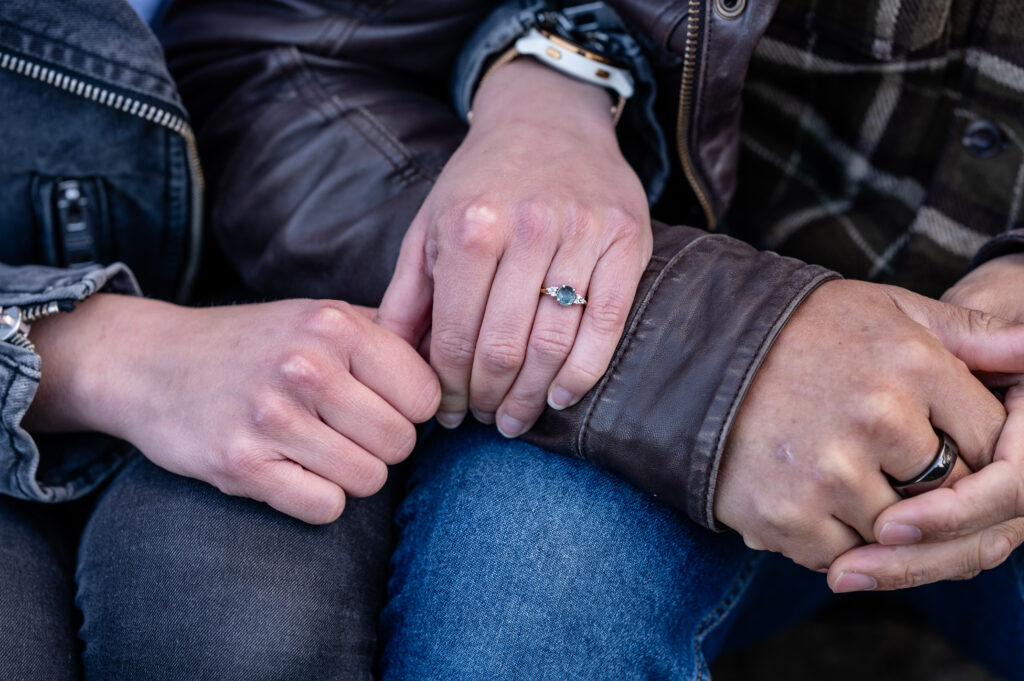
1, 301, 75, 353
0, 49, 204, 302
676, 0, 717, 229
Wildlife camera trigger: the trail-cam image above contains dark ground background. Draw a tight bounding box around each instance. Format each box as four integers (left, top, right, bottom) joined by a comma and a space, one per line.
712, 598, 1001, 681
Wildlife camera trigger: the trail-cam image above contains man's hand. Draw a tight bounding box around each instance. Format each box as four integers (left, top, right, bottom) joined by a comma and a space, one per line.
826, 254, 1024, 590
714, 279, 1024, 576
376, 58, 651, 438
25, 294, 440, 524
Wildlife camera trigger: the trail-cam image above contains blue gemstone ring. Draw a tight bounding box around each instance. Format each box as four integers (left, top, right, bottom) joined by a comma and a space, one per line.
541, 284, 587, 307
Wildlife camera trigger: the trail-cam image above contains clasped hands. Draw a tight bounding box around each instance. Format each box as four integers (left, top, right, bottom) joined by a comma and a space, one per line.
375, 58, 1024, 592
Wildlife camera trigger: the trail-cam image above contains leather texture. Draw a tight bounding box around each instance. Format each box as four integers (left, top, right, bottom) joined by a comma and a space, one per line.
161, 0, 840, 529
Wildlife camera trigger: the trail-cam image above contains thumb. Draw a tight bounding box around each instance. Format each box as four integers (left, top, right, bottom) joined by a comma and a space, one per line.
888, 287, 1024, 373
375, 216, 434, 347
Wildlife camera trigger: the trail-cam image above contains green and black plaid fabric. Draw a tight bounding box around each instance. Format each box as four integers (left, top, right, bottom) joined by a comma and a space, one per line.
726, 0, 1024, 297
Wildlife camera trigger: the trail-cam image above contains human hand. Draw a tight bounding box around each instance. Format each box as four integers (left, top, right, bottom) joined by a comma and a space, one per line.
25, 294, 440, 524
376, 58, 651, 438
826, 254, 1024, 590
713, 279, 1024, 573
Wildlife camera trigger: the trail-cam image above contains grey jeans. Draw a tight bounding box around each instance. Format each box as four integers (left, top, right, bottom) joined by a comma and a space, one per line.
0, 454, 398, 681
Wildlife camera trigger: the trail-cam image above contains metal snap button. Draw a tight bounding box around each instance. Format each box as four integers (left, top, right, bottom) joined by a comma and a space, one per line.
962, 119, 1008, 159
715, 0, 747, 19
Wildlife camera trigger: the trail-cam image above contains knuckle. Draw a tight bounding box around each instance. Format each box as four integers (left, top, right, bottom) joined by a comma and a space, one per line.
479, 337, 526, 374
968, 309, 999, 336
979, 525, 1022, 571
305, 489, 347, 525
407, 376, 442, 423
277, 353, 325, 392
528, 326, 576, 364
248, 393, 292, 432
303, 301, 359, 343
900, 563, 936, 588
586, 292, 632, 337
894, 335, 939, 375
605, 207, 645, 241
511, 199, 556, 245
380, 420, 418, 465
559, 358, 605, 393
499, 390, 543, 421
450, 202, 503, 254
432, 330, 477, 370
217, 440, 271, 490
814, 452, 860, 490
760, 498, 803, 537
347, 459, 389, 498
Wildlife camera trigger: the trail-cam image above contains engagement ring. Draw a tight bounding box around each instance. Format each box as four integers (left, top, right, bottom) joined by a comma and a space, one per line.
541, 284, 587, 307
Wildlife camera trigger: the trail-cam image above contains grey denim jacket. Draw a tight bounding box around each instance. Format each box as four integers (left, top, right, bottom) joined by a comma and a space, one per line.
0, 0, 201, 502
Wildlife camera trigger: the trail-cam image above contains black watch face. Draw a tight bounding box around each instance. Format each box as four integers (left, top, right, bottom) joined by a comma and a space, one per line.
536, 4, 630, 62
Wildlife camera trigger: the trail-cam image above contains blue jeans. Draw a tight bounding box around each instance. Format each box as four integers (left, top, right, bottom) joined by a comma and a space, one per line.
379, 423, 1024, 680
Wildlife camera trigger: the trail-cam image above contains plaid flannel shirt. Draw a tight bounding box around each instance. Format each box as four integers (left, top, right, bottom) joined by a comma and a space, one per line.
725, 0, 1024, 297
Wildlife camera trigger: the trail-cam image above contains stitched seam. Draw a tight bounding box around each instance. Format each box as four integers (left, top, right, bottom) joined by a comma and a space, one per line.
0, 353, 39, 380
578, 234, 717, 459
0, 19, 179, 96
286, 47, 433, 186
691, 552, 762, 681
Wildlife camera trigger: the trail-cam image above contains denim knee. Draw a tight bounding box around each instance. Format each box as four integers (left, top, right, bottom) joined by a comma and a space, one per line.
380, 424, 757, 681
77, 455, 397, 681
0, 497, 81, 681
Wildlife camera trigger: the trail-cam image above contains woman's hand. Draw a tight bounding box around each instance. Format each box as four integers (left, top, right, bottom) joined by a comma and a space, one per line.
25, 294, 440, 524
377, 58, 651, 437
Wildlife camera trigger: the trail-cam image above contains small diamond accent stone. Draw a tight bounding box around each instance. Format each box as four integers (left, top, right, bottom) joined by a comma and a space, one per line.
556, 285, 576, 306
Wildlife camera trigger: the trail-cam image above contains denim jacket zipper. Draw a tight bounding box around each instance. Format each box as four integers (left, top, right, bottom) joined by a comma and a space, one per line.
0, 301, 75, 353
0, 49, 204, 303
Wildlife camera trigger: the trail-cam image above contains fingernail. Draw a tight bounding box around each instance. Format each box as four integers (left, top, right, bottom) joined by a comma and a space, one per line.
471, 408, 495, 425
548, 386, 575, 410
435, 412, 465, 429
879, 522, 922, 545
497, 414, 527, 438
832, 571, 877, 593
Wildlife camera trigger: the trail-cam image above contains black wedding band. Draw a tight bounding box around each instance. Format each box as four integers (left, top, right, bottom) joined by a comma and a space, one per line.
888, 429, 958, 498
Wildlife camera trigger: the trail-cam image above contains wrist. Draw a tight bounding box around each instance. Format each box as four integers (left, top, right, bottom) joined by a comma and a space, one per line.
470, 58, 618, 140
24, 294, 185, 439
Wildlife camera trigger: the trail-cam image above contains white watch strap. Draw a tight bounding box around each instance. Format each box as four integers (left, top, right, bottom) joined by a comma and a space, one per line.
513, 27, 635, 99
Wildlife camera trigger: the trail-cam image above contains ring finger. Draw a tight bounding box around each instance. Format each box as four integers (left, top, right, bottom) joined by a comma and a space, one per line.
494, 248, 593, 437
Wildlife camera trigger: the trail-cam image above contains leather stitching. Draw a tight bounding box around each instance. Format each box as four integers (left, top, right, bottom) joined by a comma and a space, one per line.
285, 47, 433, 186
578, 233, 715, 461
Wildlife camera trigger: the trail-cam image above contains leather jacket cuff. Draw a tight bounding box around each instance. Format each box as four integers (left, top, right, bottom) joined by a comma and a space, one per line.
451, 0, 671, 205
525, 223, 839, 530
0, 262, 141, 503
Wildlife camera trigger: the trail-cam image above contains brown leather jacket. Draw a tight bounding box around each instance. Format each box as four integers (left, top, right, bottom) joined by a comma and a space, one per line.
160, 0, 837, 530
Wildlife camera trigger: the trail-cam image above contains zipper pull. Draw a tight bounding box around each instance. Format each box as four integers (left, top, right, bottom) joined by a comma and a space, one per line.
1, 300, 76, 353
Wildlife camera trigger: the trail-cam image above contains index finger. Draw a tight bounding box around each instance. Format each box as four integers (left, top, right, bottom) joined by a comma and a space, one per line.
349, 319, 442, 424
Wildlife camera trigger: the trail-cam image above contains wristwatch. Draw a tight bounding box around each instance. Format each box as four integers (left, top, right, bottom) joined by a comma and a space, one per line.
452, 1, 671, 203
